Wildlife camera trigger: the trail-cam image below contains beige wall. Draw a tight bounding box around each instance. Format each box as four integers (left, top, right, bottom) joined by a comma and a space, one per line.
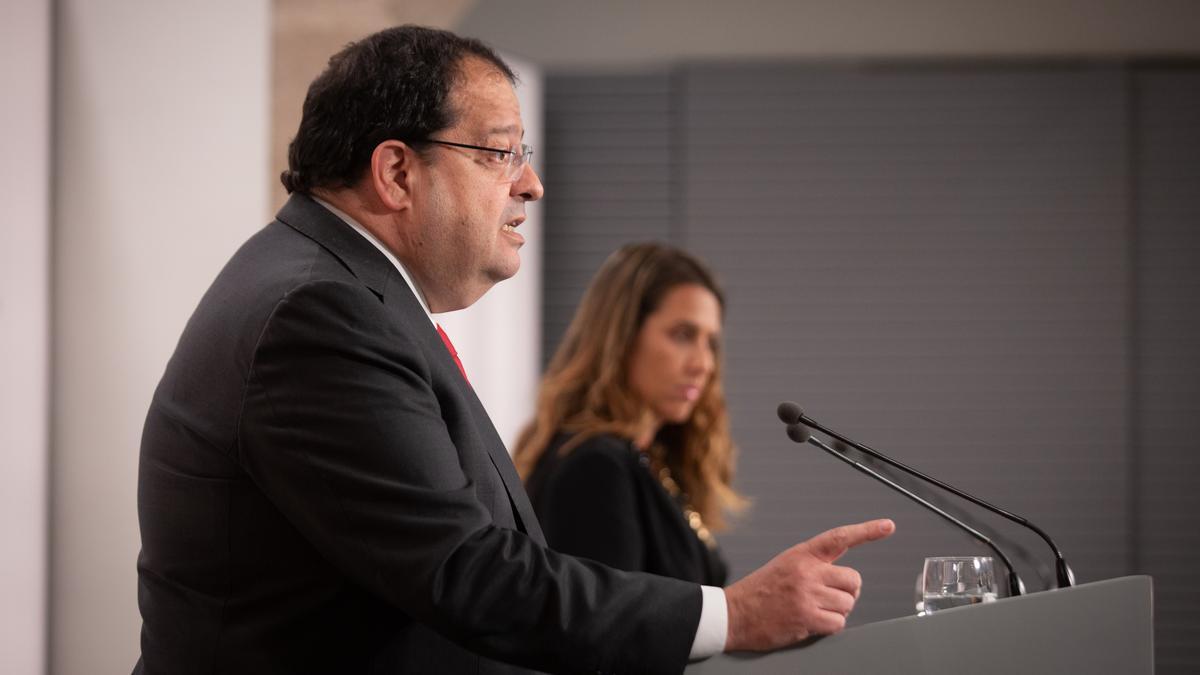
51, 1, 269, 672
0, 1, 50, 673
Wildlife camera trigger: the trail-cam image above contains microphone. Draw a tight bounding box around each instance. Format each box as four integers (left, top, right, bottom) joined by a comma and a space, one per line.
845, 439, 1055, 588
777, 402, 1074, 589
785, 422, 1024, 597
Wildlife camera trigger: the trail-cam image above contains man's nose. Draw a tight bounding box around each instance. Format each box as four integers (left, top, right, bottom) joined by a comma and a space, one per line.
513, 163, 545, 202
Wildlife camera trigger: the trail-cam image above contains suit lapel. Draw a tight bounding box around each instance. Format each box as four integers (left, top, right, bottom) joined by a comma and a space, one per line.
275, 194, 545, 544
460, 389, 546, 545
412, 317, 545, 544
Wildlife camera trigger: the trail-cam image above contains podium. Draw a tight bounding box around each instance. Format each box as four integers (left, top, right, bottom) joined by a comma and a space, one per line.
687, 576, 1153, 674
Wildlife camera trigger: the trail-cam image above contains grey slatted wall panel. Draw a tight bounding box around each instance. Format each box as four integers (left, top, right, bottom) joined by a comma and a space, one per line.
1135, 69, 1200, 675
542, 74, 674, 362
678, 65, 1131, 625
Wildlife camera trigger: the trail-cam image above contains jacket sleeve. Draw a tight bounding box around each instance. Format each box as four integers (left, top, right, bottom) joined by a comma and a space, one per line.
537, 438, 647, 573
238, 280, 701, 675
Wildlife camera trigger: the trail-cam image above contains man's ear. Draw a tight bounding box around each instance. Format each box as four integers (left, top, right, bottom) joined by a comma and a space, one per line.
369, 140, 418, 211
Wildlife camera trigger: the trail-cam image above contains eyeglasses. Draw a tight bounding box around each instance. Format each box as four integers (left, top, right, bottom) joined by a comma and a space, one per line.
419, 138, 533, 182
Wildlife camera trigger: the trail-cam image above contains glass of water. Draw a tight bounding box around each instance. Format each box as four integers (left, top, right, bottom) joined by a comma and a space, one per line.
918, 556, 998, 615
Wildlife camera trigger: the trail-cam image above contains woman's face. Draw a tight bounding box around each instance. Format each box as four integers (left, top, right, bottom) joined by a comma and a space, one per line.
627, 283, 722, 427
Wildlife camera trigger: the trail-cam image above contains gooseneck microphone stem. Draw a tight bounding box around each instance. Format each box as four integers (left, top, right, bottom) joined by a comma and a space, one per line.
794, 412, 1073, 589
790, 426, 1023, 597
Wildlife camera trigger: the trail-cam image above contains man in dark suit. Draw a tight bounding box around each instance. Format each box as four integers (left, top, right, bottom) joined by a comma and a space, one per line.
134, 25, 894, 675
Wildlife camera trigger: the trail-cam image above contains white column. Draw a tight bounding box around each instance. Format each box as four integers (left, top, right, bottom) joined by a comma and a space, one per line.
438, 52, 544, 450
0, 1, 51, 673
52, 2, 269, 672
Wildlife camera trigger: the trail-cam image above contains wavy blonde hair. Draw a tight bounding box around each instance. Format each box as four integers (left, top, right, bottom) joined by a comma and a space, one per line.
514, 242, 747, 530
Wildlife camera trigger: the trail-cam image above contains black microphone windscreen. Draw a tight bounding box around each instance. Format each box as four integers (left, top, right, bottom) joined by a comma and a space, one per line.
786, 423, 812, 444
777, 401, 804, 425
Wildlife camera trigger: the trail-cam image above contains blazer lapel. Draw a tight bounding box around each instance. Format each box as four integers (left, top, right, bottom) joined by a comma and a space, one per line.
414, 320, 545, 544
462, 389, 546, 545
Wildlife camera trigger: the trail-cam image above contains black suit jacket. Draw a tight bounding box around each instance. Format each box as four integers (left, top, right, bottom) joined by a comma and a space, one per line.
134, 195, 701, 675
527, 434, 728, 588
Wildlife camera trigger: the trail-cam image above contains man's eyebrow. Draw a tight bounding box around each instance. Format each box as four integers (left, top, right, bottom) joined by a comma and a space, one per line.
486, 124, 522, 136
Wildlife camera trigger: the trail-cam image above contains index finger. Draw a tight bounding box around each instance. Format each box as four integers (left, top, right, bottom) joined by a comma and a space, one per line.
806, 519, 895, 562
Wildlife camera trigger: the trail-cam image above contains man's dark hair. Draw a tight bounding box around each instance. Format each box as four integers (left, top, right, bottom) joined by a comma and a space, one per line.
280, 25, 515, 195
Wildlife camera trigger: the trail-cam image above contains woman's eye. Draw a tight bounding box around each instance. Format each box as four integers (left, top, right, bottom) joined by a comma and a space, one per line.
671, 326, 695, 342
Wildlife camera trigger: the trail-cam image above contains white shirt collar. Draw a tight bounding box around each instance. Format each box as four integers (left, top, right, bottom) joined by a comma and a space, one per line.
312, 196, 435, 326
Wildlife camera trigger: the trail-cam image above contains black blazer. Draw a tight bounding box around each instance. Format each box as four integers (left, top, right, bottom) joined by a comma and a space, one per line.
527, 434, 728, 588
133, 195, 701, 675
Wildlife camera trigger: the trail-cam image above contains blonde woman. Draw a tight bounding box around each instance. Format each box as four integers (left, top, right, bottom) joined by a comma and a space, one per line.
514, 243, 746, 586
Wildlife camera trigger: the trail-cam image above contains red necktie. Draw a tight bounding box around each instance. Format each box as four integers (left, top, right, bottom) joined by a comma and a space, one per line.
436, 323, 469, 384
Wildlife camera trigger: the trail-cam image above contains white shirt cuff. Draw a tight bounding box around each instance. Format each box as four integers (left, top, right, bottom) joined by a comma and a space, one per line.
688, 585, 729, 660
